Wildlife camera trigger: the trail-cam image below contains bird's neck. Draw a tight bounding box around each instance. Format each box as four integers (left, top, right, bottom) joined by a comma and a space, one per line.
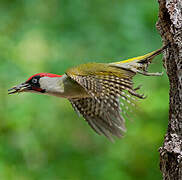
40, 74, 89, 98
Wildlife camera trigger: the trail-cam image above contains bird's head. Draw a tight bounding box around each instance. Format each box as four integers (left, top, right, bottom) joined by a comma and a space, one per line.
8, 73, 63, 95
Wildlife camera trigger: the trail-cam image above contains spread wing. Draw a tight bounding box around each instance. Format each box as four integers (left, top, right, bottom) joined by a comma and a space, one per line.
67, 63, 144, 139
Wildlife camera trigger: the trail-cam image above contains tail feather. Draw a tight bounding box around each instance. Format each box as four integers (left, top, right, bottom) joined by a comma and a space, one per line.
113, 44, 168, 64
109, 44, 169, 76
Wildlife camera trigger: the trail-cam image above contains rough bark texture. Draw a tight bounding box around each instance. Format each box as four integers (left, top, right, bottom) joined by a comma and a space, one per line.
156, 0, 182, 179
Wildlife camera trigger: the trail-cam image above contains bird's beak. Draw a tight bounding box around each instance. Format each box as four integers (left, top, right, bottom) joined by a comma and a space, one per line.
8, 83, 31, 95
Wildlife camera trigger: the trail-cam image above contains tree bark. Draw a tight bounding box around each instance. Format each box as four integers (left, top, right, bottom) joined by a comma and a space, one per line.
156, 0, 182, 179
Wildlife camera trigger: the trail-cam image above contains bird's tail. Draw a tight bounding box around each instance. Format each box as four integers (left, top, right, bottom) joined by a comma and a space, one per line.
110, 44, 168, 76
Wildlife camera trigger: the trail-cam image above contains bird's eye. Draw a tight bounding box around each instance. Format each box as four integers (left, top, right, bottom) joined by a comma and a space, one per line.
32, 78, 38, 84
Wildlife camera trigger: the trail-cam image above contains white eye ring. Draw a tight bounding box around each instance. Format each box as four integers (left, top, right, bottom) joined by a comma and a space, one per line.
32, 78, 38, 83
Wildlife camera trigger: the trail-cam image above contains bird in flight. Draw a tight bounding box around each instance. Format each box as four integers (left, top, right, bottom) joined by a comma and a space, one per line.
8, 45, 167, 140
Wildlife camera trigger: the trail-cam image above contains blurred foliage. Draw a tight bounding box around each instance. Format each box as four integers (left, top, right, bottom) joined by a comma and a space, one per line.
0, 0, 169, 179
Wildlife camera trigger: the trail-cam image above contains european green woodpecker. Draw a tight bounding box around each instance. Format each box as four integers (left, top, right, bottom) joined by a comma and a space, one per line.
8, 46, 167, 140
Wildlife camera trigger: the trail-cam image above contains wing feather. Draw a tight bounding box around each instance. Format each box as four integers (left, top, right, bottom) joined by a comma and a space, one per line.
67, 64, 144, 139
69, 97, 125, 140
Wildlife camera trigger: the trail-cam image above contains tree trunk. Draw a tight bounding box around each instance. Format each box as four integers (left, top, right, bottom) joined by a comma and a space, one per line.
156, 0, 182, 179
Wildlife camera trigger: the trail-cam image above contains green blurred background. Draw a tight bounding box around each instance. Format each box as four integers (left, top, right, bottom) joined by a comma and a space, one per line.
0, 0, 169, 179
